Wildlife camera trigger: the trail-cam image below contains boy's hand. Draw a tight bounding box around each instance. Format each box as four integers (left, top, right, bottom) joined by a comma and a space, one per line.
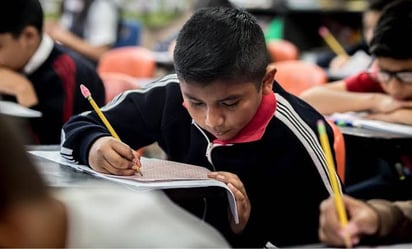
0, 68, 38, 107
319, 195, 379, 247
208, 171, 250, 234
366, 108, 412, 125
88, 136, 140, 176
370, 93, 410, 114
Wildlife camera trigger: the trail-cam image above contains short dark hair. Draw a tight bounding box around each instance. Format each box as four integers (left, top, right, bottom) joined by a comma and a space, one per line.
0, 0, 44, 37
174, 7, 269, 86
369, 0, 412, 59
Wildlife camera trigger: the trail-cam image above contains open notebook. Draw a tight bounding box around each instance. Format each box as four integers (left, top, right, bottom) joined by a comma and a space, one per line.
28, 150, 238, 224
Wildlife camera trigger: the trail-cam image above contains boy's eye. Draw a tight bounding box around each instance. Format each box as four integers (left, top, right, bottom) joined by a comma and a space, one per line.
222, 101, 239, 107
190, 101, 204, 107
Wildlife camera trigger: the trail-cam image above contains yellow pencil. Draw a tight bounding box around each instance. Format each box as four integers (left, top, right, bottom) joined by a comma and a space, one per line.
317, 120, 351, 248
80, 84, 142, 176
319, 26, 349, 57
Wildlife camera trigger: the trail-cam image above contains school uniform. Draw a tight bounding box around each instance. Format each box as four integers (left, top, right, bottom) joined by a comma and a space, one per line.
345, 71, 384, 92
2, 35, 105, 144
61, 74, 338, 247
343, 71, 412, 201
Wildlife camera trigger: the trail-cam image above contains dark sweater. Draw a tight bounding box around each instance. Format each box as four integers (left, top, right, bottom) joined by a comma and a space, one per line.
61, 74, 339, 247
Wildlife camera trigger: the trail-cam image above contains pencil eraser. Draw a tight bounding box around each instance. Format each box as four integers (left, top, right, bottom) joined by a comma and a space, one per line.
80, 84, 91, 98
318, 26, 328, 37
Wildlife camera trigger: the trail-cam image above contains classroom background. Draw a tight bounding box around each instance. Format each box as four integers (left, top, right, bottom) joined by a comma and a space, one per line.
39, 0, 369, 58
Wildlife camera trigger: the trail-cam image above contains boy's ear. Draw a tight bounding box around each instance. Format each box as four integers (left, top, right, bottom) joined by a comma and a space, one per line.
261, 64, 277, 95
20, 26, 40, 47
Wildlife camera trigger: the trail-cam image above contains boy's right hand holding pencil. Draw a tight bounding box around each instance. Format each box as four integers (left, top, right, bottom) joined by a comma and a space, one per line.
319, 194, 379, 247
88, 136, 142, 176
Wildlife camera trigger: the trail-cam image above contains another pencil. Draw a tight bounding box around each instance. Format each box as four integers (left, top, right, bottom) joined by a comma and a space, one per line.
319, 26, 349, 57
317, 120, 351, 248
80, 84, 142, 175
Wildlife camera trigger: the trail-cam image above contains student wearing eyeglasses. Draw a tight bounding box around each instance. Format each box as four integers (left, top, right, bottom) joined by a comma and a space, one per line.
301, 0, 412, 202
300, 0, 412, 126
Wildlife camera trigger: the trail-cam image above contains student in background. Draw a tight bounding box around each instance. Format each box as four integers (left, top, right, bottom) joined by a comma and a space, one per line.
152, 0, 235, 53
0, 114, 230, 248
316, 0, 393, 70
61, 7, 338, 247
45, 0, 120, 65
319, 194, 412, 247
0, 0, 105, 144
300, 0, 412, 126
301, 0, 412, 201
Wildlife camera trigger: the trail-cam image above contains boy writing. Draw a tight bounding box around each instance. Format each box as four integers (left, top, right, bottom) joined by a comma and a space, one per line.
319, 194, 412, 247
0, 0, 105, 144
61, 7, 338, 247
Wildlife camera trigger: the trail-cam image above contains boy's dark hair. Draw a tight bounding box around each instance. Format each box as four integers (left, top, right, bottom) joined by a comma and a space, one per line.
369, 0, 412, 59
0, 0, 44, 37
0, 115, 48, 213
174, 7, 269, 86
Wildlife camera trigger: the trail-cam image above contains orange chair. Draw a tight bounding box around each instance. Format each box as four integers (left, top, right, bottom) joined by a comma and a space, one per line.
98, 46, 156, 78
99, 72, 141, 103
271, 60, 328, 96
267, 39, 299, 62
327, 119, 346, 184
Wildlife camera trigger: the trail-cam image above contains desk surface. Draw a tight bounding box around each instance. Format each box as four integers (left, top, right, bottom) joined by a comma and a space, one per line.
339, 126, 412, 140
27, 145, 105, 188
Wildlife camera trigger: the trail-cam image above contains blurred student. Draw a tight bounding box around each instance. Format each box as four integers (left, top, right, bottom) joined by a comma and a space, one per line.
0, 0, 105, 144
61, 7, 338, 248
316, 0, 392, 70
46, 0, 120, 65
0, 114, 230, 248
152, 0, 235, 53
319, 194, 412, 247
301, 0, 412, 203
300, 0, 412, 126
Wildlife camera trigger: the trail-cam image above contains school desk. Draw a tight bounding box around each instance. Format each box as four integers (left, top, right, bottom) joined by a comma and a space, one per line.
27, 145, 235, 222
337, 126, 412, 201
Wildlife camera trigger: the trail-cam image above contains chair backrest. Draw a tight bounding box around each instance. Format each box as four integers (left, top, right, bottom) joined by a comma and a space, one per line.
99, 72, 141, 103
327, 119, 346, 184
98, 46, 156, 78
114, 20, 142, 47
271, 60, 327, 96
267, 39, 299, 62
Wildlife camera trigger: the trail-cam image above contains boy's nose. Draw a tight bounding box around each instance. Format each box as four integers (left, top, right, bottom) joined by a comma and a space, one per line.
205, 108, 224, 128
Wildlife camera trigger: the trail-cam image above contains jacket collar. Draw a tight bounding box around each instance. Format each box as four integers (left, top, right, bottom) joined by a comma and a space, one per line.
23, 34, 54, 75
214, 92, 277, 144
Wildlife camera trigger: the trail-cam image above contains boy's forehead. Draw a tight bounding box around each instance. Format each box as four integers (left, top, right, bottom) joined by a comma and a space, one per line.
180, 79, 257, 99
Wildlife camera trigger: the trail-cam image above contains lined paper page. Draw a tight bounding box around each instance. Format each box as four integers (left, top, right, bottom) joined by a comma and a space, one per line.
111, 157, 211, 182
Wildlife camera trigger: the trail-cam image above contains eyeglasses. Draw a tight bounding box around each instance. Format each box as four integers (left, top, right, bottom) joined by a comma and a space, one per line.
371, 70, 412, 84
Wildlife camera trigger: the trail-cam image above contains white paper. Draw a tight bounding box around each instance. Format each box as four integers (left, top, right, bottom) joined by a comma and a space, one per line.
28, 150, 239, 224
0, 100, 42, 118
328, 50, 372, 79
328, 112, 412, 137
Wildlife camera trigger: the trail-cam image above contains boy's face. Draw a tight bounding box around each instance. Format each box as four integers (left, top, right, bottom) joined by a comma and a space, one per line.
180, 74, 274, 141
0, 27, 38, 71
375, 57, 412, 100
